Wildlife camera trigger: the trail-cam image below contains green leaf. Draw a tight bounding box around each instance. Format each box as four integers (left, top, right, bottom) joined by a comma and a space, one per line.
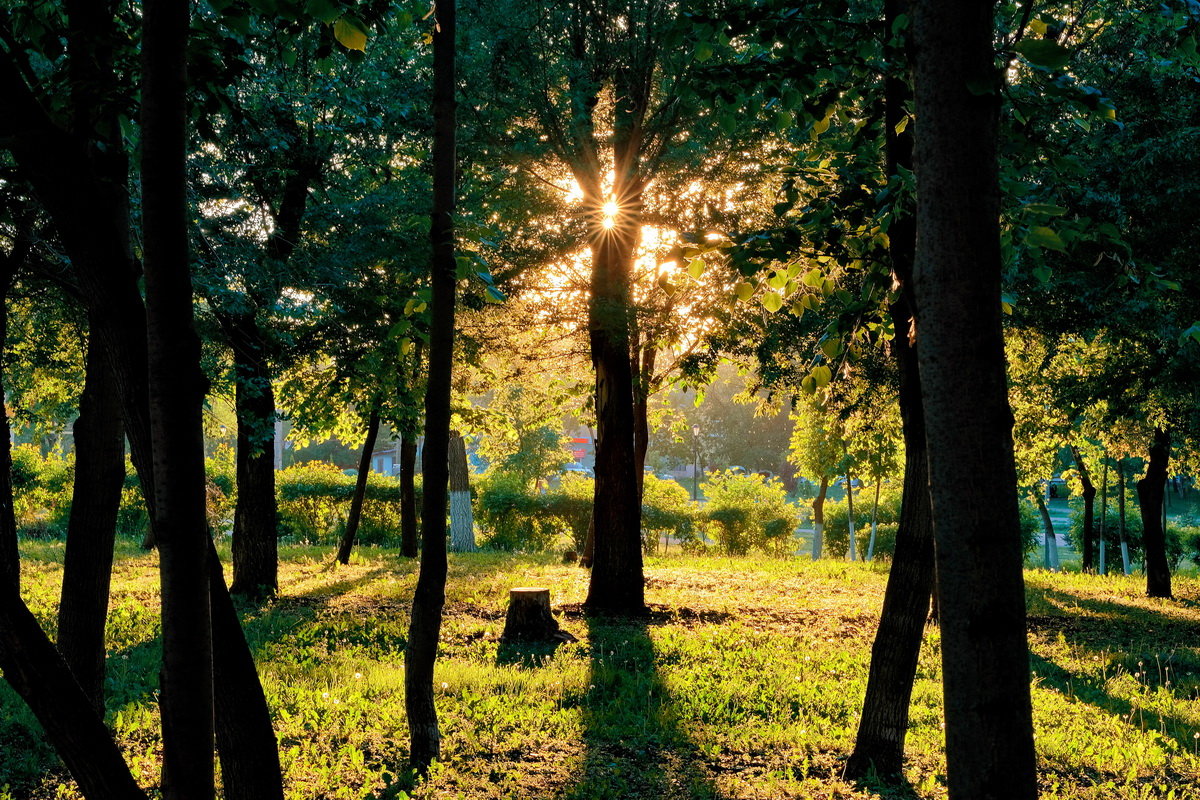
305, 0, 341, 23
734, 281, 754, 302
719, 113, 736, 135
761, 291, 783, 313
484, 286, 506, 304
1024, 203, 1066, 216
687, 258, 705, 279
694, 41, 713, 62
774, 111, 793, 133
1026, 226, 1067, 252
811, 365, 832, 389
767, 271, 787, 290
893, 115, 909, 135
1013, 39, 1071, 70
333, 16, 368, 51
820, 338, 841, 359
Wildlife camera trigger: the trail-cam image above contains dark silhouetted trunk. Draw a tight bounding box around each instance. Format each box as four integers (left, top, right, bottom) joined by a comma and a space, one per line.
142, 0, 215, 793
57, 326, 125, 711
337, 406, 381, 565
448, 433, 476, 552
910, 1, 1037, 796
1036, 493, 1059, 570
811, 477, 829, 559
399, 435, 419, 558
407, 0, 456, 772
1137, 428, 1172, 598
631, 338, 656, 502
0, 260, 19, 589
229, 319, 278, 598
846, 13, 937, 770
1071, 445, 1096, 572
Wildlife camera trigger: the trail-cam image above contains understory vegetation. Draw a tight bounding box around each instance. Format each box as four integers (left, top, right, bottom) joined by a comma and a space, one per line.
3, 544, 1198, 800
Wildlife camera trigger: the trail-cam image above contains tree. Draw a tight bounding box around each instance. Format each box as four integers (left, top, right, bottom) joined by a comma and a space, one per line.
909, 1, 1037, 796
406, 0, 457, 772
788, 393, 843, 559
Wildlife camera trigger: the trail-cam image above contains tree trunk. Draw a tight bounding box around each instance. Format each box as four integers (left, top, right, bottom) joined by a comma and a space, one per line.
407, 0, 456, 772
846, 470, 857, 561
448, 432, 476, 552
142, 0, 215, 793
584, 184, 645, 614
337, 407, 381, 564
910, 1, 1038, 796
0, 592, 147, 800
0, 268, 19, 590
846, 36, 938, 767
229, 319, 278, 598
866, 479, 881, 562
1036, 492, 1059, 571
1098, 458, 1108, 575
1137, 428, 1172, 598
631, 341, 656, 502
811, 476, 829, 560
399, 434, 419, 558
57, 325, 125, 711
1118, 459, 1131, 575
1070, 445, 1096, 572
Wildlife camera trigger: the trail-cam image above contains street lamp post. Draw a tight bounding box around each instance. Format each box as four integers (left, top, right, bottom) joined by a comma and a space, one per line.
692, 423, 701, 502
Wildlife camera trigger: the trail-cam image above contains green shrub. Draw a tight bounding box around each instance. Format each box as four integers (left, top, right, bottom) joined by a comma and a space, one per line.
1065, 495, 1187, 569
641, 475, 695, 554
699, 470, 800, 556
475, 471, 569, 552
820, 483, 903, 559
10, 445, 72, 538
276, 461, 404, 545
540, 473, 593, 552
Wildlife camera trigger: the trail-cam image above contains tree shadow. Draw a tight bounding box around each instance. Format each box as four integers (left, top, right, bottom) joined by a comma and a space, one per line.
558, 613, 724, 800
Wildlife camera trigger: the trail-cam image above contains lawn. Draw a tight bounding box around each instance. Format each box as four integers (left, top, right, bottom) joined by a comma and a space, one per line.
3, 542, 1200, 800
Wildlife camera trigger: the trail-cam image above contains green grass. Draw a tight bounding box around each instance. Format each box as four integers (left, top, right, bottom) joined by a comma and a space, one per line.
3, 542, 1200, 799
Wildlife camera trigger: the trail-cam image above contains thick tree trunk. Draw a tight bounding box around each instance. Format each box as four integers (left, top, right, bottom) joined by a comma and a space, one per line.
142, 0, 215, 794
631, 342, 656, 502
910, 2, 1037, 797
1070, 445, 1096, 571
846, 39, 937, 768
1137, 428, 1172, 598
57, 326, 125, 711
407, 0, 456, 772
0, 272, 19, 590
337, 407, 381, 565
0, 592, 147, 800
811, 477, 829, 560
399, 435, 419, 558
229, 321, 278, 597
584, 188, 645, 614
448, 432, 476, 552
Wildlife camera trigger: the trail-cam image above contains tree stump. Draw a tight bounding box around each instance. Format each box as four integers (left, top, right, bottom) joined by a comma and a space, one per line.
501, 587, 576, 643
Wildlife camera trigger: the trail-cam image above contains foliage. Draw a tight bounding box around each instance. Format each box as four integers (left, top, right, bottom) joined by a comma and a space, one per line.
1066, 497, 1188, 571
474, 471, 570, 553
276, 461, 408, 546
640, 476, 696, 555
697, 470, 800, 556
820, 483, 903, 560
9, 445, 72, 538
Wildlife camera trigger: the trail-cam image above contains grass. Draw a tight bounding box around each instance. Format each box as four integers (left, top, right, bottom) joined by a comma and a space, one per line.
2, 541, 1200, 799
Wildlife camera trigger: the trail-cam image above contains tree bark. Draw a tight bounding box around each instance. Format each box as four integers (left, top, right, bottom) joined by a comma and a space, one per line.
337, 406, 381, 565
1070, 444, 1096, 572
631, 339, 656, 502
1137, 428, 1172, 598
1036, 492, 1059, 571
229, 317, 278, 597
910, 1, 1037, 796
406, 0, 456, 772
0, 264, 20, 590
1118, 459, 1131, 575
811, 476, 829, 560
845, 470, 857, 561
448, 432, 476, 552
142, 0, 215, 794
399, 434, 419, 558
57, 324, 125, 711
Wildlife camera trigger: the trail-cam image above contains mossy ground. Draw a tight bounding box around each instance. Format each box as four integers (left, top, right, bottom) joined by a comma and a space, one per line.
3, 542, 1199, 799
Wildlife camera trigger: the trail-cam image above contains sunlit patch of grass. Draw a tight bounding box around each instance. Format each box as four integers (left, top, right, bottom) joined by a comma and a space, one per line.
4, 544, 1200, 798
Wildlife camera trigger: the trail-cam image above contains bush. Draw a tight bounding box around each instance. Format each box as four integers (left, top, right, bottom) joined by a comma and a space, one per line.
641, 475, 695, 554
276, 461, 405, 545
699, 470, 800, 556
820, 483, 903, 560
475, 471, 569, 552
10, 445, 72, 538
1065, 495, 1187, 569
540, 473, 593, 552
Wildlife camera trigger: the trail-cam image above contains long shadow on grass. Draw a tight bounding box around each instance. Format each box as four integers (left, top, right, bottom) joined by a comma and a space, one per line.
559, 614, 724, 800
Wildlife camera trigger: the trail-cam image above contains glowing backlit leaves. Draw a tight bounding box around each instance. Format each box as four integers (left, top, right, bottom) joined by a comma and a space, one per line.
333, 17, 368, 51
800, 365, 832, 395
687, 258, 705, 279
735, 281, 755, 302
1026, 226, 1067, 252
762, 291, 783, 313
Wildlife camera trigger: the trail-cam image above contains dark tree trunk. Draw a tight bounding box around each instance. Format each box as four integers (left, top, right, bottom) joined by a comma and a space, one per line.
0, 593, 147, 800
337, 406, 381, 565
1071, 445, 1096, 572
141, 0, 215, 794
846, 14, 938, 770
208, 540, 283, 800
229, 318, 278, 598
399, 434, 419, 558
407, 0, 456, 772
811, 476, 829, 559
584, 188, 645, 614
1036, 492, 1058, 570
1137, 428, 1172, 598
57, 325, 125, 711
0, 266, 19, 590
448, 432, 476, 552
910, 1, 1037, 797
631, 339, 656, 502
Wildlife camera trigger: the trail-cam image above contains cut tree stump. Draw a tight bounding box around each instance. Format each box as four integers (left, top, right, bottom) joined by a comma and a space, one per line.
501, 587, 576, 643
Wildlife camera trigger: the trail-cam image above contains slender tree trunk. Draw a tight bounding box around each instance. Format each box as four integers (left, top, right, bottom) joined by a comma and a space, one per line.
846, 470, 857, 561
337, 407, 381, 565
407, 0, 456, 771
866, 479, 881, 562
1137, 428, 1172, 598
1099, 458, 1108, 575
584, 184, 645, 614
1036, 492, 1059, 571
910, 2, 1037, 796
1118, 459, 1131, 575
811, 477, 829, 560
1071, 445, 1096, 572
57, 325, 125, 711
142, 0, 215, 794
229, 320, 278, 597
448, 432, 476, 552
399, 434, 419, 558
